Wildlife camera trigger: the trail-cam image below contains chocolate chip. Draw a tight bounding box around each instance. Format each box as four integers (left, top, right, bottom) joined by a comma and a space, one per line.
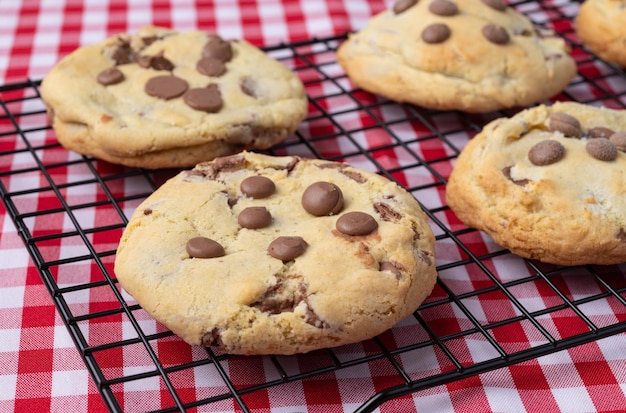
97, 67, 125, 86
422, 23, 451, 44
145, 75, 188, 100
528, 140, 565, 166
240, 77, 258, 98
301, 182, 344, 216
586, 138, 618, 161
393, 0, 418, 14
137, 51, 174, 71
617, 228, 626, 243
201, 328, 224, 348
502, 166, 530, 186
482, 0, 507, 11
240, 176, 275, 199
268, 236, 308, 261
141, 36, 158, 46
336, 212, 378, 236
429, 0, 458, 16
374, 202, 402, 222
588, 126, 615, 139
202, 34, 233, 62
610, 131, 626, 152
482, 24, 510, 45
143, 208, 153, 215
549, 112, 583, 138
186, 237, 226, 258
183, 84, 223, 113
196, 57, 226, 77
238, 206, 272, 229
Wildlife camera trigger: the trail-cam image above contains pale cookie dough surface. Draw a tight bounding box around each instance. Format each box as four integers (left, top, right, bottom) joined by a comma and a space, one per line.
114, 152, 437, 355
446, 102, 626, 266
336, 0, 577, 113
576, 0, 626, 67
41, 26, 307, 169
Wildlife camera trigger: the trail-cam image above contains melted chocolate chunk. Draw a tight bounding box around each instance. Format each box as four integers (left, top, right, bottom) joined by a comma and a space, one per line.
549, 112, 583, 138
528, 140, 565, 166
482, 0, 507, 11
208, 154, 246, 178
143, 208, 153, 215
610, 131, 626, 152
240, 77, 258, 98
502, 166, 530, 186
380, 261, 405, 280
201, 328, 224, 348
301, 182, 344, 216
145, 75, 188, 100
586, 138, 618, 161
617, 228, 626, 243
196, 57, 226, 77
183, 84, 223, 113
336, 212, 378, 236
268, 236, 308, 261
374, 202, 402, 222
240, 176, 275, 198
422, 23, 451, 44
202, 34, 233, 62
429, 0, 458, 16
97, 67, 125, 86
238, 206, 272, 229
588, 126, 615, 139
482, 24, 510, 45
393, 0, 418, 14
112, 41, 134, 65
186, 237, 226, 258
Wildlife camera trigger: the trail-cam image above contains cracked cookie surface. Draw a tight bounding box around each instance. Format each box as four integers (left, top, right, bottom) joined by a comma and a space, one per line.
337, 0, 576, 113
41, 26, 307, 169
114, 151, 437, 354
446, 102, 626, 265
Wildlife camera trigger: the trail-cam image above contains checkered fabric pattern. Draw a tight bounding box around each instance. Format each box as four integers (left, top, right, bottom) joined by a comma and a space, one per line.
2, 1, 626, 412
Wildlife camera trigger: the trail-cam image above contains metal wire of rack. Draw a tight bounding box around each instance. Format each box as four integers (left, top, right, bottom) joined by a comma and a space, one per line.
1, 1, 626, 412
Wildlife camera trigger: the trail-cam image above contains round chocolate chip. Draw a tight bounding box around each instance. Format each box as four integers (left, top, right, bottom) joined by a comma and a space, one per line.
528, 140, 566, 166
549, 112, 583, 138
268, 236, 308, 261
183, 84, 223, 113
145, 75, 189, 100
586, 138, 618, 161
196, 57, 226, 77
137, 52, 174, 71
97, 67, 125, 86
336, 211, 378, 236
588, 126, 615, 139
422, 23, 451, 44
393, 0, 418, 14
240, 176, 276, 199
238, 206, 272, 229
482, 24, 510, 45
609, 131, 626, 152
301, 181, 344, 216
202, 34, 233, 62
429, 0, 458, 16
481, 0, 507, 11
186, 237, 225, 258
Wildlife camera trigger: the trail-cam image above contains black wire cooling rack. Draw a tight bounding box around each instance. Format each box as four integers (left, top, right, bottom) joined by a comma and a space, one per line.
2, 1, 626, 412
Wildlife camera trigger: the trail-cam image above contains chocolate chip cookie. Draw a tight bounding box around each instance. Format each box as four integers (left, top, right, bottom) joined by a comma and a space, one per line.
114, 152, 437, 355
576, 0, 626, 67
337, 0, 577, 113
446, 102, 626, 265
40, 26, 307, 169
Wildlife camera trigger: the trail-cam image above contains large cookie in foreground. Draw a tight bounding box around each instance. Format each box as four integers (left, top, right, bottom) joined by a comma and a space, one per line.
114, 152, 437, 355
576, 0, 626, 67
40, 26, 307, 169
447, 102, 626, 266
336, 0, 577, 113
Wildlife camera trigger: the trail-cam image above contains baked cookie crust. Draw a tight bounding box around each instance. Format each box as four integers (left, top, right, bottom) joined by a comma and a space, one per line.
576, 0, 626, 67
115, 152, 437, 354
447, 102, 626, 266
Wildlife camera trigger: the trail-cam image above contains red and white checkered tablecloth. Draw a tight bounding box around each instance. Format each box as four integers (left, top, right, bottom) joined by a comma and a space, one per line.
2, 1, 626, 412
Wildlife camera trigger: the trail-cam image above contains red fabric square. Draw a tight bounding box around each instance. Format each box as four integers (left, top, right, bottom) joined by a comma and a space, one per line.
509, 363, 550, 390
18, 348, 53, 374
